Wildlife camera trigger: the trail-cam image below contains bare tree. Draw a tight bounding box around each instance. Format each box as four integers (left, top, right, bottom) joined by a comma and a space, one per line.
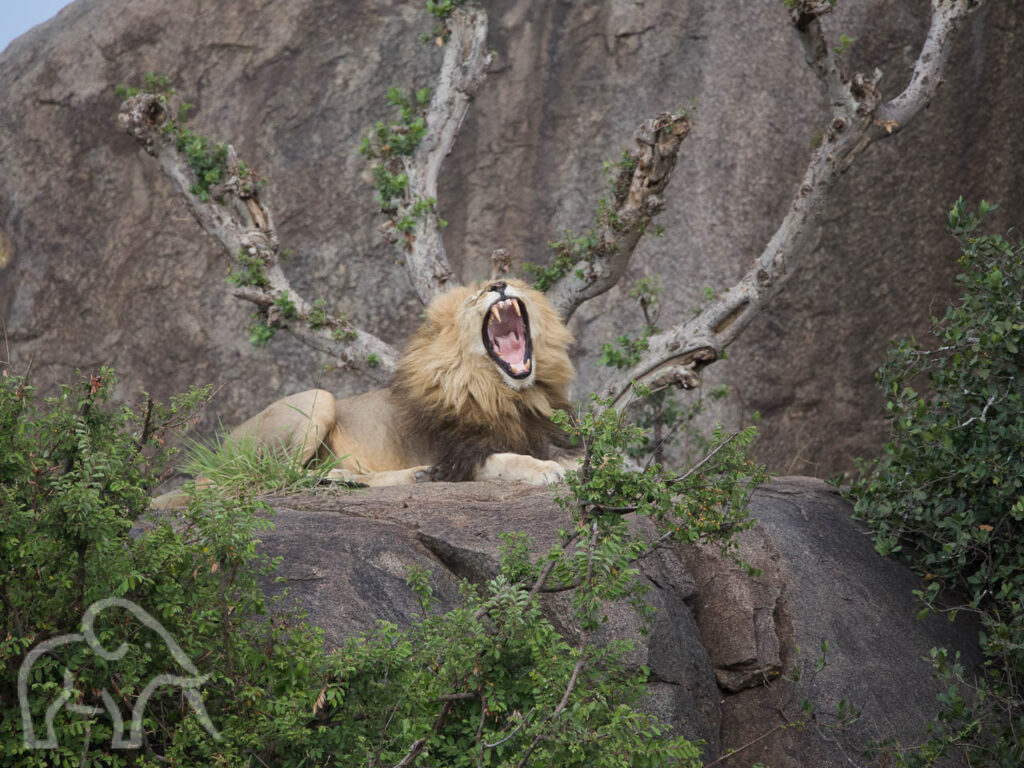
118, 0, 988, 399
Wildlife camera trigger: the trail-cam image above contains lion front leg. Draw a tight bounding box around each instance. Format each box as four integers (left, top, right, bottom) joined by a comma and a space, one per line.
474, 452, 568, 485
324, 466, 431, 487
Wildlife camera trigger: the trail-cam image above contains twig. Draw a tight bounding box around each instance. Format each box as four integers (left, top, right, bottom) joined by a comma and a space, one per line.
474, 691, 488, 768
133, 393, 155, 458
666, 432, 739, 486
703, 721, 791, 767
956, 392, 999, 429
514, 522, 599, 768
392, 737, 427, 768
483, 708, 536, 749
1, 319, 11, 370
524, 528, 584, 605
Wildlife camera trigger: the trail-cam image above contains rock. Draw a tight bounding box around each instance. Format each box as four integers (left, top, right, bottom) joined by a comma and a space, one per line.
684, 524, 785, 693
253, 477, 980, 766
256, 502, 466, 638
260, 482, 724, 754
688, 477, 981, 767
1, 1, 1022, 475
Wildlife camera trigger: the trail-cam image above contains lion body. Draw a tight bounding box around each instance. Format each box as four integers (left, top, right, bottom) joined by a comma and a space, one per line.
228, 279, 578, 487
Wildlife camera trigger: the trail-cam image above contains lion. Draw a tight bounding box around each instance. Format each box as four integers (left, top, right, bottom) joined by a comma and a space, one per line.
220, 278, 579, 488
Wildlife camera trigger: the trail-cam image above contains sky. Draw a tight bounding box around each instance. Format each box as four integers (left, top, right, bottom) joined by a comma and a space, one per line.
1, 0, 72, 54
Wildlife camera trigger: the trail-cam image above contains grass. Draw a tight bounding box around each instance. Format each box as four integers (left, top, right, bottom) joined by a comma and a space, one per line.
182, 433, 341, 497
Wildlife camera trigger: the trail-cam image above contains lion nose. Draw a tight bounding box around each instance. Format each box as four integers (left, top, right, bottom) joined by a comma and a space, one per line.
487, 281, 507, 294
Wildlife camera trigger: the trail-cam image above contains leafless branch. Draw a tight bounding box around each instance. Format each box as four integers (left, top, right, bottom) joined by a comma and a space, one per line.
546, 112, 692, 321
117, 93, 398, 377
489, 248, 512, 281
600, 0, 987, 408
703, 721, 792, 768
376, 5, 492, 304
790, 1, 855, 115
876, 0, 985, 134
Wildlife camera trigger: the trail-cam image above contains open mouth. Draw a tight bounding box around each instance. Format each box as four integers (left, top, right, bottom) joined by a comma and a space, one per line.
482, 296, 533, 379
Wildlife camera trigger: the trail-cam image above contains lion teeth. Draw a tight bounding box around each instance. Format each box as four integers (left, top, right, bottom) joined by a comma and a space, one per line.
490, 299, 522, 324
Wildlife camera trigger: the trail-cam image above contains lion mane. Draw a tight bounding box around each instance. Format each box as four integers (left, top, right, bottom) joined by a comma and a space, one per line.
226, 278, 578, 487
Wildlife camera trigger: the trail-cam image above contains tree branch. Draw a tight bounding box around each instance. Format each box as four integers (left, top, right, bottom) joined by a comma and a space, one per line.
546, 112, 692, 322
789, 1, 857, 116
376, 5, 492, 304
118, 93, 398, 377
876, 0, 984, 133
600, 0, 987, 408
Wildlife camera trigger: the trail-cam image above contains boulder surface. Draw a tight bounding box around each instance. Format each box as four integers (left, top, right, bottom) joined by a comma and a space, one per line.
258, 477, 979, 766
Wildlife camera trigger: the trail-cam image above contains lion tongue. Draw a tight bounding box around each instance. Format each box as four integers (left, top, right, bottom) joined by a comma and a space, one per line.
496, 332, 526, 367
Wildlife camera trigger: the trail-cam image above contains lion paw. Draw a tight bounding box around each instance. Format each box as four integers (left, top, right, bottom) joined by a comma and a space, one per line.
477, 453, 566, 485
531, 460, 566, 485
321, 468, 368, 488
414, 467, 437, 483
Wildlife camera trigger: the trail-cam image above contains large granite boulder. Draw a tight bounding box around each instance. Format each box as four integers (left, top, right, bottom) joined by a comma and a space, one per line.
257, 477, 979, 766
1, 1, 1022, 475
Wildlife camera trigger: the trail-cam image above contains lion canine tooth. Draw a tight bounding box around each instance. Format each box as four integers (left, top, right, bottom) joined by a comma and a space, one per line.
524, 359, 531, 372
491, 305, 501, 323
512, 301, 521, 316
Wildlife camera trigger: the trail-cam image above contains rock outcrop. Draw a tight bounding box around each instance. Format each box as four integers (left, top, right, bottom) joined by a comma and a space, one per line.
1, 1, 1022, 474
257, 477, 979, 766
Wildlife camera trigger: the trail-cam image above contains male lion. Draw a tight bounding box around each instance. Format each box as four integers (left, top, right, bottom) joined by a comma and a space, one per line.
226, 278, 578, 487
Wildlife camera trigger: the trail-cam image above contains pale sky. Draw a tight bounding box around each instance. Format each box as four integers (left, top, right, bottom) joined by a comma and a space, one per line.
1, 0, 72, 54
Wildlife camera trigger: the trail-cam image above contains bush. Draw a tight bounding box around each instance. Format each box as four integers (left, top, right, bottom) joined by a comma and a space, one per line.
0, 370, 333, 766
850, 199, 1024, 765
1, 369, 766, 766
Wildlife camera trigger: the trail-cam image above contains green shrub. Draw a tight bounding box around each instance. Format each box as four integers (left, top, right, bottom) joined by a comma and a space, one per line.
850, 199, 1024, 765
0, 370, 335, 766
1, 368, 768, 766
